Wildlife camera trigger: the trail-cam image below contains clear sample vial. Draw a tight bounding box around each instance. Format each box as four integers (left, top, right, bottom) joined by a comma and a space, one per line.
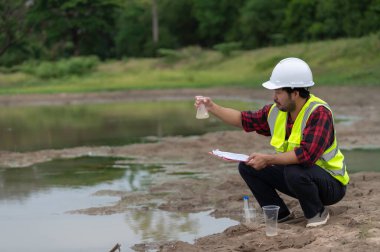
243, 195, 256, 224
195, 96, 209, 119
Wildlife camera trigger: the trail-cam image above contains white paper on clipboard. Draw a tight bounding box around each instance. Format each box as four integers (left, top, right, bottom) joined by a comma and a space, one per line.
210, 149, 249, 162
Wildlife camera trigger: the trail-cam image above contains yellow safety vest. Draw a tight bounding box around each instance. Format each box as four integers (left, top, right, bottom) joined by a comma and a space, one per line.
267, 94, 349, 185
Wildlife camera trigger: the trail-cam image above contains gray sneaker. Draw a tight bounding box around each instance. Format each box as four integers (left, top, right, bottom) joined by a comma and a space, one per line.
278, 212, 295, 223
306, 208, 330, 227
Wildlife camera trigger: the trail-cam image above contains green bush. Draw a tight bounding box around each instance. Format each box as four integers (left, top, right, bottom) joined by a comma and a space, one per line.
213, 42, 242, 56
255, 56, 287, 71
0, 66, 17, 74
18, 56, 100, 79
157, 48, 183, 63
157, 46, 204, 65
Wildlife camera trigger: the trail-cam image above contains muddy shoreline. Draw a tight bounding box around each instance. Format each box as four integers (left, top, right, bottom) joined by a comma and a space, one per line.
1, 86, 380, 251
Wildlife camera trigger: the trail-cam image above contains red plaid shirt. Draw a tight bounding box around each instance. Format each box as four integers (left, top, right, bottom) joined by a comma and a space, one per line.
241, 104, 334, 167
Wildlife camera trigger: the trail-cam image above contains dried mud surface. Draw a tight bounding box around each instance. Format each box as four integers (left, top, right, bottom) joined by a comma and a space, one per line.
1, 86, 380, 251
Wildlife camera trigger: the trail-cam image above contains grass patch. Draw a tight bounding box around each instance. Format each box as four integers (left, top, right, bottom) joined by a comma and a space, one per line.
0, 34, 379, 94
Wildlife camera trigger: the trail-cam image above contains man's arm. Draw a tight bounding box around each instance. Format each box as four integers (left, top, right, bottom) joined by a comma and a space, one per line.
195, 96, 243, 128
246, 151, 300, 170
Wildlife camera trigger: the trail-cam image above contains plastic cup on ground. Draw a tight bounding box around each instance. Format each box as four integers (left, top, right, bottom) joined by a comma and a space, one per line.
262, 205, 280, 236
195, 96, 209, 119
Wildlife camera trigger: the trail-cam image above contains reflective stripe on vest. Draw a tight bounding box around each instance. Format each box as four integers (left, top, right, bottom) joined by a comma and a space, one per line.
300, 101, 341, 166
268, 105, 279, 137
267, 95, 349, 185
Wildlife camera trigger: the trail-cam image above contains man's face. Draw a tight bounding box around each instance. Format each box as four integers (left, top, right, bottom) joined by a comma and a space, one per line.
273, 89, 296, 112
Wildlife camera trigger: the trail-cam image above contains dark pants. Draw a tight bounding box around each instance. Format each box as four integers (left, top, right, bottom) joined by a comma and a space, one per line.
238, 162, 346, 219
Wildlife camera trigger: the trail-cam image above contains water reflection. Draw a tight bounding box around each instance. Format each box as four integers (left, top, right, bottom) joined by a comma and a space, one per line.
126, 208, 200, 242
0, 156, 163, 202
0, 207, 237, 252
113, 162, 165, 191
0, 157, 238, 252
0, 100, 254, 152
125, 209, 238, 247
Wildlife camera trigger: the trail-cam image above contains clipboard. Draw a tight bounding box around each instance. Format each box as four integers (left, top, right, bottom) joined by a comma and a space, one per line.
209, 149, 249, 162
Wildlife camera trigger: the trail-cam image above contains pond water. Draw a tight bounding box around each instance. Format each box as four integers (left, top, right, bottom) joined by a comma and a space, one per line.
0, 99, 256, 152
1, 99, 378, 251
0, 150, 378, 252
0, 157, 238, 252
342, 148, 380, 173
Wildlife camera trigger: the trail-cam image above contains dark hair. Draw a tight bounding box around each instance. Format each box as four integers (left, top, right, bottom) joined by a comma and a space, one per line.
282, 87, 310, 99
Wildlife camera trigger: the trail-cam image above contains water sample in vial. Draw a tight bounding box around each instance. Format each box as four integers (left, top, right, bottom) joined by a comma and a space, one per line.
195, 96, 209, 119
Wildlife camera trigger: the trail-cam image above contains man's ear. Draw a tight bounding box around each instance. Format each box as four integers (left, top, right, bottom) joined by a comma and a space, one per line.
291, 90, 299, 98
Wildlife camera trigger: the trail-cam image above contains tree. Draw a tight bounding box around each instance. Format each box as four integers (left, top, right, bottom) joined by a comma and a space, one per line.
158, 0, 198, 47
363, 0, 380, 33
115, 0, 196, 57
285, 0, 380, 41
115, 0, 152, 57
29, 0, 121, 59
283, 0, 318, 42
192, 0, 245, 47
0, 0, 32, 57
239, 0, 288, 48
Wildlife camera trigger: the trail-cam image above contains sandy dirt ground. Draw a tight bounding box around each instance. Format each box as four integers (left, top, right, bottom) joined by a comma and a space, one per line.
1, 86, 380, 251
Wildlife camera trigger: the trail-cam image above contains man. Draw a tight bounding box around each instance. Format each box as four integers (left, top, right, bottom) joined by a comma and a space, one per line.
195, 57, 349, 227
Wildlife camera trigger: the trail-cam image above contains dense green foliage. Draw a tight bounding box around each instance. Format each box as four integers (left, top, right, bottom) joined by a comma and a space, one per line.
1, 34, 379, 94
0, 0, 379, 66
17, 56, 100, 79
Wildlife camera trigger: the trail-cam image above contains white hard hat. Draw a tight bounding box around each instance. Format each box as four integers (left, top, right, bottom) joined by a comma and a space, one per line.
262, 57, 314, 90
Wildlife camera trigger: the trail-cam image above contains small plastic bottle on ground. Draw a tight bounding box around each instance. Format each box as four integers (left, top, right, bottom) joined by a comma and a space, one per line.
243, 195, 256, 225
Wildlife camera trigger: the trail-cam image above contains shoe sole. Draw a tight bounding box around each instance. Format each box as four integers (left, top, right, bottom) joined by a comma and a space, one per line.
278, 212, 295, 223
306, 212, 330, 227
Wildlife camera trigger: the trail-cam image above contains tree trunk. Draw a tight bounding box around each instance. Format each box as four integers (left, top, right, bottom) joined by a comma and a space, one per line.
71, 28, 80, 56
152, 0, 159, 44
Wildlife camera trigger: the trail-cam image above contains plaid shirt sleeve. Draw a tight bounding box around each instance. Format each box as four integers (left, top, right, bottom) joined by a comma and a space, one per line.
241, 104, 272, 136
294, 106, 335, 167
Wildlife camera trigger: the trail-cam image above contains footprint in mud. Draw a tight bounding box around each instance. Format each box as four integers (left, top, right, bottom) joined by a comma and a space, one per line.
224, 224, 252, 237
277, 232, 316, 249
327, 205, 350, 225
235, 232, 316, 251
329, 205, 349, 216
